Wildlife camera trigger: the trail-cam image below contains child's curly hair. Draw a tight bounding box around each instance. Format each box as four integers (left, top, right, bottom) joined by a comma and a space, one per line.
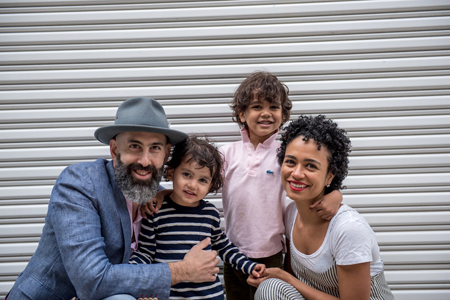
231, 71, 292, 128
277, 115, 351, 193
166, 136, 224, 194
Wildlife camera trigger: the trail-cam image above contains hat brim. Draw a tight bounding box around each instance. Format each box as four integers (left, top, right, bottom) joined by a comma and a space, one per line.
94, 125, 188, 145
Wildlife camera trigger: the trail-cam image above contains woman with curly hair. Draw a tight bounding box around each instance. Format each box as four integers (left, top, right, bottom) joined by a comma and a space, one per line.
247, 115, 394, 300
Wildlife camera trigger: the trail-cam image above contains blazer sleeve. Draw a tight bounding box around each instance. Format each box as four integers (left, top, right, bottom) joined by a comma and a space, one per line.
49, 164, 171, 300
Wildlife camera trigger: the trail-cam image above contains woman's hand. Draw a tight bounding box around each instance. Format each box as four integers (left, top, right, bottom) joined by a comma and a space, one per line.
247, 267, 284, 288
310, 189, 343, 220
140, 189, 172, 218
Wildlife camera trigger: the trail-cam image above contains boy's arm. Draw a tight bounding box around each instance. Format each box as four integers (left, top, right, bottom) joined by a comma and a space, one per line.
129, 217, 156, 264
209, 208, 257, 275
211, 231, 257, 275
310, 189, 343, 220
141, 189, 172, 217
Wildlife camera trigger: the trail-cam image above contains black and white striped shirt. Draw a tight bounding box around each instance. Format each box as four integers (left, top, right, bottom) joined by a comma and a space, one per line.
130, 196, 257, 300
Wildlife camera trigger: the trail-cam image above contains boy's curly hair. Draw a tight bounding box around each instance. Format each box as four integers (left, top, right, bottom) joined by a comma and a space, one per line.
166, 136, 224, 194
277, 115, 351, 193
231, 71, 292, 128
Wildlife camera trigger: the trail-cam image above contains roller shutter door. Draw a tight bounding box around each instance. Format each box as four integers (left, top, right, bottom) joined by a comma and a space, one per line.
1, 1, 450, 299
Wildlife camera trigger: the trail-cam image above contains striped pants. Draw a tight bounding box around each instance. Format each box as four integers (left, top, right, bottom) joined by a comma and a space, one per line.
254, 278, 305, 300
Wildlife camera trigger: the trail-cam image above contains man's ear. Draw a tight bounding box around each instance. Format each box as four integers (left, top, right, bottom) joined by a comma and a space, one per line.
166, 167, 174, 181
164, 143, 171, 164
110, 139, 118, 166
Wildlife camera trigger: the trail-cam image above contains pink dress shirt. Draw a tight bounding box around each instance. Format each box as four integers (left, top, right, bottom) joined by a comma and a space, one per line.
125, 198, 143, 254
220, 128, 286, 258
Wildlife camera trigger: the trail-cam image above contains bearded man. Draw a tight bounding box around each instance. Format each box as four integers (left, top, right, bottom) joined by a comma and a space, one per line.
7, 97, 220, 300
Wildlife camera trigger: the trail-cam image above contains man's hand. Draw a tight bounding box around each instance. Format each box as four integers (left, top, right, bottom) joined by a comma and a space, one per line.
168, 237, 220, 285
141, 189, 172, 217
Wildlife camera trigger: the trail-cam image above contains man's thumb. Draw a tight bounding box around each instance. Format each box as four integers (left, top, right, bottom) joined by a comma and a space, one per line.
196, 237, 211, 249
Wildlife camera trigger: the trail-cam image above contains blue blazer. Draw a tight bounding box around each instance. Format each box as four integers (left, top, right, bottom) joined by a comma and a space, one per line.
8, 159, 171, 300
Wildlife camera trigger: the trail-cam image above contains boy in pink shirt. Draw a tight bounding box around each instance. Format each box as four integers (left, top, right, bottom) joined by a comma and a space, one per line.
220, 71, 342, 300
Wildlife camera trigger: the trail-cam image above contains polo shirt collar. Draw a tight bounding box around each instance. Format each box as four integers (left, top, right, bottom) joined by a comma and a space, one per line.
240, 127, 279, 148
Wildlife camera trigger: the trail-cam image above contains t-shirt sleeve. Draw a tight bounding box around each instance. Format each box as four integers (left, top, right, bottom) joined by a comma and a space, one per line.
331, 216, 377, 266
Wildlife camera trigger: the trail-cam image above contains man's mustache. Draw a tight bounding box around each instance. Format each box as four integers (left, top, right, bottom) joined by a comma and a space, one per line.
127, 163, 158, 174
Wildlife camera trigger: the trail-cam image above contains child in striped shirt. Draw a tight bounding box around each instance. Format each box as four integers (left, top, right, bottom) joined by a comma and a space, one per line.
130, 136, 265, 300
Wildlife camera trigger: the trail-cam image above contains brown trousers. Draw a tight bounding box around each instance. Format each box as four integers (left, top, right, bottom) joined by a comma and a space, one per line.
223, 251, 283, 300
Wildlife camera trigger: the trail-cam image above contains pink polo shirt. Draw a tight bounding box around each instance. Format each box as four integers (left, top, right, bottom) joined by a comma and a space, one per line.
220, 128, 286, 258
125, 198, 143, 254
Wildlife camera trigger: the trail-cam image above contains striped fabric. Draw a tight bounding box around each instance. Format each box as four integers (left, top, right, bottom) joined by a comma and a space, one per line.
254, 252, 394, 300
129, 196, 257, 299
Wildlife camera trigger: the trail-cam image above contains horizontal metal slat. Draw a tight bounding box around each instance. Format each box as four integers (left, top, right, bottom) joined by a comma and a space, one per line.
1, 153, 449, 181
0, 243, 37, 257
392, 290, 450, 300
363, 211, 450, 226
2, 95, 450, 123
0, 262, 27, 275
348, 134, 450, 150
375, 231, 450, 245
2, 75, 450, 103
1, 211, 448, 237
349, 153, 450, 169
2, 36, 450, 65
0, 145, 110, 161
1, 56, 450, 84
344, 192, 450, 207
0, 231, 447, 258
380, 250, 450, 264
2, 16, 449, 45
1, 1, 448, 26
0, 205, 48, 218
0, 224, 44, 238
386, 269, 450, 282
0, 185, 53, 200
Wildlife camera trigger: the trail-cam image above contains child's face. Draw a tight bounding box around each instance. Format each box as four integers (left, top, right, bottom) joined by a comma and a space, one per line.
239, 96, 283, 145
170, 159, 213, 207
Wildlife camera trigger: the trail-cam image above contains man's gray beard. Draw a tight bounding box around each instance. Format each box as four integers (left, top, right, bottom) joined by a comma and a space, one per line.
114, 153, 163, 205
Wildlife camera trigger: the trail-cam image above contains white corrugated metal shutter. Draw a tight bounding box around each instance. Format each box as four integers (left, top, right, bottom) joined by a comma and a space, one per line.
1, 1, 450, 299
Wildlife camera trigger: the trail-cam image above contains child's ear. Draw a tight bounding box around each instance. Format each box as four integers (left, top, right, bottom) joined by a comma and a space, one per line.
166, 167, 174, 181
239, 111, 246, 124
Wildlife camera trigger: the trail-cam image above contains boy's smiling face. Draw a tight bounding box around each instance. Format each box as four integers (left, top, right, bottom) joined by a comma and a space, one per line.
169, 159, 213, 207
239, 96, 283, 147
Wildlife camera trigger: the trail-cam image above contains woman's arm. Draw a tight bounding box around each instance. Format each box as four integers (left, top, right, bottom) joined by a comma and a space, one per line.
248, 267, 339, 300
249, 263, 370, 300
336, 263, 371, 300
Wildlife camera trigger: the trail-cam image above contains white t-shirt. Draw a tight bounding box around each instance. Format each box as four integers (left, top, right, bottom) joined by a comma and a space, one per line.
285, 203, 384, 276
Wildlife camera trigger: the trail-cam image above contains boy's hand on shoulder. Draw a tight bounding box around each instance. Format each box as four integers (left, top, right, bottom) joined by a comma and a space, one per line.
252, 263, 266, 278
140, 189, 172, 218
310, 190, 343, 220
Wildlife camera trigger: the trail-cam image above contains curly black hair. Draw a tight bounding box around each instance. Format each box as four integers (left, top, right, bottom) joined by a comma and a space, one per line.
166, 135, 224, 194
277, 115, 351, 193
230, 71, 292, 128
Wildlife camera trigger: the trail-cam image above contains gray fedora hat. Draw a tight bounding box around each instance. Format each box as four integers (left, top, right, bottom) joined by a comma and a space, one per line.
94, 97, 188, 145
